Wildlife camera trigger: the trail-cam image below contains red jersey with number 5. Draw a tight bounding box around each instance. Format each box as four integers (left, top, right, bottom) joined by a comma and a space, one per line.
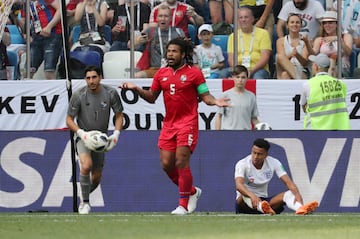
151, 64, 206, 129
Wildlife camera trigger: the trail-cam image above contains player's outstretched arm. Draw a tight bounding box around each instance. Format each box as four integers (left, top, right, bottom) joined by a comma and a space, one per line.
200, 92, 230, 107
120, 82, 160, 103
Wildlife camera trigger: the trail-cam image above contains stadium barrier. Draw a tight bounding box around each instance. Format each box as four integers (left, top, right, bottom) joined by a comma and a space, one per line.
0, 79, 360, 130
0, 130, 359, 212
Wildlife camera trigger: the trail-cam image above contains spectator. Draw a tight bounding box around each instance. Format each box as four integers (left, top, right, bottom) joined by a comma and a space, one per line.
332, 1, 360, 52
309, 11, 353, 78
19, 0, 63, 79
134, 4, 185, 78
276, 13, 310, 79
71, 0, 110, 54
180, 0, 210, 24
227, 7, 272, 79
149, 0, 204, 38
235, 138, 319, 215
300, 53, 351, 130
208, 0, 233, 24
277, 0, 325, 41
150, 0, 208, 21
227, 0, 275, 38
0, 28, 11, 80
282, 0, 326, 9
107, 0, 150, 51
140, 0, 162, 7
215, 65, 260, 130
66, 0, 84, 29
332, 0, 359, 34
272, 0, 283, 23
193, 24, 225, 79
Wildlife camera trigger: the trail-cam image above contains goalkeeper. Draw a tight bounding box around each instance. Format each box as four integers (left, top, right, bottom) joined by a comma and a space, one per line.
66, 65, 124, 214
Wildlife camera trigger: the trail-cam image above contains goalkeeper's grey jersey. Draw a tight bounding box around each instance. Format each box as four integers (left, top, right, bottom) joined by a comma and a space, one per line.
67, 84, 123, 133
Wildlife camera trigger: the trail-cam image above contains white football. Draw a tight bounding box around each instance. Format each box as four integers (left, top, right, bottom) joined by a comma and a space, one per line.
254, 122, 272, 130
88, 131, 109, 152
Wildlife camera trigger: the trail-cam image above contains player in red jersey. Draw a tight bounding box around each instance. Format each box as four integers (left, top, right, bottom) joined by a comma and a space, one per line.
121, 38, 229, 215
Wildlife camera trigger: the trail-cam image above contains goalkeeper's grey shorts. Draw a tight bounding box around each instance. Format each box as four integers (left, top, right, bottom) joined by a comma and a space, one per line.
75, 137, 105, 170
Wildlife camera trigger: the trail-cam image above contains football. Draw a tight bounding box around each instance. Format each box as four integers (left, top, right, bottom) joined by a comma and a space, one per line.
254, 122, 272, 130
88, 131, 109, 152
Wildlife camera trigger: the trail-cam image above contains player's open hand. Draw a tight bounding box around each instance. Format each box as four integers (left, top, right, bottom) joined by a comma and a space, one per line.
215, 97, 231, 107
120, 82, 137, 90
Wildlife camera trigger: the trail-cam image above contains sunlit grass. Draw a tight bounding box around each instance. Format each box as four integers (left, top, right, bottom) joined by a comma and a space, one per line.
0, 212, 359, 239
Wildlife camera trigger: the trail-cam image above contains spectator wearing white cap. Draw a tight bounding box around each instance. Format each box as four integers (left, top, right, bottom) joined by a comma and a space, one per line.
300, 53, 350, 130
193, 24, 226, 79
308, 11, 353, 78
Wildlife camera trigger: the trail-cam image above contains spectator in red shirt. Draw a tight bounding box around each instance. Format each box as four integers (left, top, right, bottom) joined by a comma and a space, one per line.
19, 0, 62, 79
66, 0, 84, 28
0, 27, 11, 80
149, 0, 204, 38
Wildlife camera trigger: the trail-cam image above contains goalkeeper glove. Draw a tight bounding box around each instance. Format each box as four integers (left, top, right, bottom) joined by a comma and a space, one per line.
77, 129, 98, 150
105, 130, 120, 152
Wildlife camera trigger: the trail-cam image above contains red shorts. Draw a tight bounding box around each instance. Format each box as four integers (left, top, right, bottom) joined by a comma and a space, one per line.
158, 125, 198, 152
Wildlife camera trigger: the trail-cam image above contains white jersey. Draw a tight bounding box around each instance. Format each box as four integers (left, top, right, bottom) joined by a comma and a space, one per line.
234, 155, 287, 199
278, 0, 325, 40
193, 43, 225, 75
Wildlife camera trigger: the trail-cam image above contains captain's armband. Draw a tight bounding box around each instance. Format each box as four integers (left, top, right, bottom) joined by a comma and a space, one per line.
197, 83, 209, 95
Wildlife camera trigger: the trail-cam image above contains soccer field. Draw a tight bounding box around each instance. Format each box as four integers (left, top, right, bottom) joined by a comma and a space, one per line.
0, 213, 359, 239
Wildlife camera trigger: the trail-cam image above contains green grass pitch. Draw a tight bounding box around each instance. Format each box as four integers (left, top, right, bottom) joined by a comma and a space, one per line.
1, 212, 359, 239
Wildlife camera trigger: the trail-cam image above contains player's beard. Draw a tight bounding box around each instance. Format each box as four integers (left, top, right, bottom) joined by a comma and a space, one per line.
294, 0, 308, 10
167, 58, 184, 70
88, 82, 99, 92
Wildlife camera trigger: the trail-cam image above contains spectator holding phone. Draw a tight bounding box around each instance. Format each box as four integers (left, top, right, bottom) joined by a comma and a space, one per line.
108, 0, 151, 51
134, 5, 185, 78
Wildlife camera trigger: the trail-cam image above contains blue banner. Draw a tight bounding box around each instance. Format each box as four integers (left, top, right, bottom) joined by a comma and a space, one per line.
0, 131, 359, 212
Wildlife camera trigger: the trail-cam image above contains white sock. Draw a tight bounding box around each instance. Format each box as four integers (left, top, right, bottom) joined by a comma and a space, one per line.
283, 190, 302, 211
242, 195, 264, 213
256, 201, 264, 213
242, 195, 253, 208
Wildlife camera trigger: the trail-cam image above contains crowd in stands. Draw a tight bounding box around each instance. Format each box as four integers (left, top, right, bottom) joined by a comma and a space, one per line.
2, 0, 360, 80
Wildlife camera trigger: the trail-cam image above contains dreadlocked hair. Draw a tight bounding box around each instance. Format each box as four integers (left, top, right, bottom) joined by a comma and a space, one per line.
166, 38, 194, 65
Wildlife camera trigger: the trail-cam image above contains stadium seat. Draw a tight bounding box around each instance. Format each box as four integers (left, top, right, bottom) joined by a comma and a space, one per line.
68, 50, 102, 79
72, 25, 81, 44
103, 51, 142, 79
70, 50, 102, 67
72, 25, 112, 44
188, 24, 198, 45
211, 35, 229, 53
6, 24, 25, 44
222, 51, 229, 68
6, 50, 19, 80
73, 44, 105, 63
349, 48, 359, 78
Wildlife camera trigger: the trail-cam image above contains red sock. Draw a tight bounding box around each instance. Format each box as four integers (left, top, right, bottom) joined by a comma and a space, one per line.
166, 169, 179, 185
178, 167, 194, 210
